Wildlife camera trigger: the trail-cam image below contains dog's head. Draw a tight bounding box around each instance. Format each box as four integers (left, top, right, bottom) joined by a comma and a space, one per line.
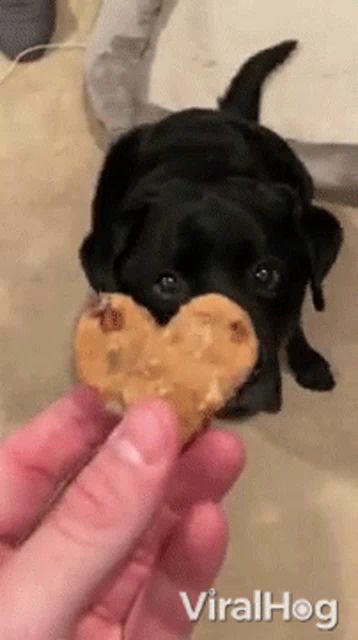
80, 123, 341, 415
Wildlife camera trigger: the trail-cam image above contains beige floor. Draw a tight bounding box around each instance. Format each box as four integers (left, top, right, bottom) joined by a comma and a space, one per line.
0, 2, 357, 639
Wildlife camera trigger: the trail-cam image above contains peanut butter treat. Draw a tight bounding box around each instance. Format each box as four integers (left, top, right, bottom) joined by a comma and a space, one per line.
75, 293, 258, 444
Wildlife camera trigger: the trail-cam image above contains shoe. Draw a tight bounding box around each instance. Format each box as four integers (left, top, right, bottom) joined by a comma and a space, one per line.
0, 0, 56, 62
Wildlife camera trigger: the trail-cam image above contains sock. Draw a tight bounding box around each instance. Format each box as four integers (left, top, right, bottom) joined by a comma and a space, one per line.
0, 0, 56, 62
85, 0, 163, 136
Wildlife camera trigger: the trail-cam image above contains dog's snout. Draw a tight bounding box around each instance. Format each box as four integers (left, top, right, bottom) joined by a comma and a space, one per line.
216, 342, 282, 417
250, 345, 265, 381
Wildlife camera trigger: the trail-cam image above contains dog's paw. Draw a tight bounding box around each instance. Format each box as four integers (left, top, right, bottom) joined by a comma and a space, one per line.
291, 350, 335, 391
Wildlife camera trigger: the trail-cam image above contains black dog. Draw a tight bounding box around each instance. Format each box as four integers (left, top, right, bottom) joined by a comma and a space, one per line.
80, 40, 343, 416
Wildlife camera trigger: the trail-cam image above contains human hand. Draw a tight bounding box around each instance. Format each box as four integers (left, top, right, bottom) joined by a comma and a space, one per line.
0, 386, 245, 639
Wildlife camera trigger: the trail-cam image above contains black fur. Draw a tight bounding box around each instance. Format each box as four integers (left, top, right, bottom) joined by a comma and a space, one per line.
80, 41, 343, 416
219, 39, 298, 121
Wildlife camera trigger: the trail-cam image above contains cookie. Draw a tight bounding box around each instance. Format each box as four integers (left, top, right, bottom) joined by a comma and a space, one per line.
74, 293, 258, 444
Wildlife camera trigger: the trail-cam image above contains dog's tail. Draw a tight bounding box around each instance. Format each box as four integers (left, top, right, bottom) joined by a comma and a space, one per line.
219, 39, 298, 122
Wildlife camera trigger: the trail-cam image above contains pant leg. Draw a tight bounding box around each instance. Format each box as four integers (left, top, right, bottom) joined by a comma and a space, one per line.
85, 0, 163, 136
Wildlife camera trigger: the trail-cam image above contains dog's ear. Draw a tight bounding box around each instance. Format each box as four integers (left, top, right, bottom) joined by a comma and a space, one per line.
80, 125, 152, 291
302, 205, 343, 311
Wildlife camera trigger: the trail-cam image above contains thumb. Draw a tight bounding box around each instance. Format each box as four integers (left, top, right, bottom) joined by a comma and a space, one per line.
0, 399, 179, 640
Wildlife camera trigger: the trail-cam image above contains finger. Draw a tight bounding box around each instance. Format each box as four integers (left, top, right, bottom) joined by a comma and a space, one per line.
126, 502, 228, 639
0, 400, 179, 640
167, 428, 246, 511
92, 428, 245, 622
0, 386, 118, 542
75, 613, 123, 640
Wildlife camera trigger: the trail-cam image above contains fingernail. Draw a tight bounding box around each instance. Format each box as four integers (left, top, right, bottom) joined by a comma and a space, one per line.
112, 400, 177, 465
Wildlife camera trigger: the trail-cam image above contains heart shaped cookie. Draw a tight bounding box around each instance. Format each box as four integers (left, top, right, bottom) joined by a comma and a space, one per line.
74, 293, 258, 444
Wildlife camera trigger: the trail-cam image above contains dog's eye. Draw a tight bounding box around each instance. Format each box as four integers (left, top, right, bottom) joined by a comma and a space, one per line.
255, 265, 280, 287
154, 272, 182, 299
253, 259, 283, 296
255, 266, 270, 283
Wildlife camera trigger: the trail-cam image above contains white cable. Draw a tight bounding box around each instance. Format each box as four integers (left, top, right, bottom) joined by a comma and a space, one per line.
0, 42, 86, 87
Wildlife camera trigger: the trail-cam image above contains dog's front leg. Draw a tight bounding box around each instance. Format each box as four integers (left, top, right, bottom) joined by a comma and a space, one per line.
287, 324, 335, 391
